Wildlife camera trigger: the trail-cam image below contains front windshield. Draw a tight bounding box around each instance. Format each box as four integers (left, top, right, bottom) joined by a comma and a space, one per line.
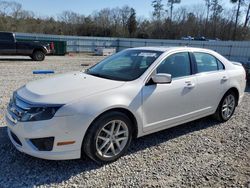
86, 49, 163, 81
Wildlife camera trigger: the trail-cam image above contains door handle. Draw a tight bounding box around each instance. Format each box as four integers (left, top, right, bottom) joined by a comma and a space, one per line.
185, 81, 195, 88
221, 76, 228, 81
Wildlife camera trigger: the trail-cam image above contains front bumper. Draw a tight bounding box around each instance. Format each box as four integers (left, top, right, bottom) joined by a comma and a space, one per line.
5, 112, 93, 160
7, 128, 79, 160
46, 49, 55, 55
243, 66, 250, 81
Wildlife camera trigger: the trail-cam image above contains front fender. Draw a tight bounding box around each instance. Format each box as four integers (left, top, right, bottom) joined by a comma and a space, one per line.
55, 86, 144, 137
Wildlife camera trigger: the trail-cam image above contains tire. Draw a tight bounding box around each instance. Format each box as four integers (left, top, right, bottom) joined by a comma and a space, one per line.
213, 90, 237, 122
82, 111, 133, 164
32, 50, 45, 61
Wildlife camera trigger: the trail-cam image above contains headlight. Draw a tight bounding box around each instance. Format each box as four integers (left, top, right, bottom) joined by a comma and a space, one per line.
9, 91, 63, 122
21, 106, 62, 122
10, 91, 16, 104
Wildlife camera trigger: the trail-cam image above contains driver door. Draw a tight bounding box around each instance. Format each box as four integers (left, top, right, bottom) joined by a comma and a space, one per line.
142, 52, 199, 132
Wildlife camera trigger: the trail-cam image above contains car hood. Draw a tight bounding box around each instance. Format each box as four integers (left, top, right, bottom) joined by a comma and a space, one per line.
17, 71, 125, 105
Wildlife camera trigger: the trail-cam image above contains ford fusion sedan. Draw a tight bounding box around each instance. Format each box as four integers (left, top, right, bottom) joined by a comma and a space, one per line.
5, 47, 246, 163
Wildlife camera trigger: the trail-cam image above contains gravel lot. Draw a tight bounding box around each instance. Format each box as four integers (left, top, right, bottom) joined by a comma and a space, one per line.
0, 55, 249, 188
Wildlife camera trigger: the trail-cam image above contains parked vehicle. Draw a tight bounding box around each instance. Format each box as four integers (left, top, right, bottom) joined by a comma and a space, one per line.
181, 36, 194, 40
181, 36, 220, 41
193, 36, 207, 41
240, 61, 250, 82
5, 47, 246, 163
0, 32, 54, 61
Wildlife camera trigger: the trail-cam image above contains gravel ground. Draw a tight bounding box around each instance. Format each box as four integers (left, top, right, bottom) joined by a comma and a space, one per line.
0, 55, 249, 188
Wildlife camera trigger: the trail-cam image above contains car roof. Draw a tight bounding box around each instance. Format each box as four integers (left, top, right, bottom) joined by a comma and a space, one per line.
131, 46, 214, 53
0, 31, 13, 35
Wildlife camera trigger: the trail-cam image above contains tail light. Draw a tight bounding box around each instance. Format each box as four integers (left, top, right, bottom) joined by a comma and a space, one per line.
50, 42, 54, 50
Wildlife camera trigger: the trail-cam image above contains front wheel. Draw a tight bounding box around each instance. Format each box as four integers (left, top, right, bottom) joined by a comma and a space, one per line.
83, 112, 133, 163
213, 91, 237, 122
32, 50, 45, 61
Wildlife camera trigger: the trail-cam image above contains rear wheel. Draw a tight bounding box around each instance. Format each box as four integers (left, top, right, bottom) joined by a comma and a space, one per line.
213, 91, 237, 122
32, 50, 45, 61
83, 112, 133, 163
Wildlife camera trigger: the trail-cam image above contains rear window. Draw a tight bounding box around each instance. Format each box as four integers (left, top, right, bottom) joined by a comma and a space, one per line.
0, 33, 14, 42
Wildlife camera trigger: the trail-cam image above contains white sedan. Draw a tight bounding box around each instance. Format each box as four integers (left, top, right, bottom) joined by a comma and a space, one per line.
5, 47, 246, 163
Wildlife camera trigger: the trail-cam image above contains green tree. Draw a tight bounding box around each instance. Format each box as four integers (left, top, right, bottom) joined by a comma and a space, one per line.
211, 0, 223, 37
204, 0, 211, 25
152, 0, 164, 20
230, 0, 244, 40
211, 0, 223, 18
127, 8, 137, 37
244, 1, 250, 27
167, 0, 181, 22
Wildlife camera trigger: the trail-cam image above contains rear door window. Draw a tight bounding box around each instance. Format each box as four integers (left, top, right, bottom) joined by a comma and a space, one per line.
193, 52, 225, 73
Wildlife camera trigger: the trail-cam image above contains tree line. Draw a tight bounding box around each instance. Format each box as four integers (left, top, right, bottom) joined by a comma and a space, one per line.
0, 0, 249, 40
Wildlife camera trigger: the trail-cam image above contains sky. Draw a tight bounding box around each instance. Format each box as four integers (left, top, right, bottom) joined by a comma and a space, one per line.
15, 0, 233, 19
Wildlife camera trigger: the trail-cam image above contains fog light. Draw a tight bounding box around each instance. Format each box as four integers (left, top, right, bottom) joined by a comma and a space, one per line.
10, 131, 22, 146
30, 137, 54, 151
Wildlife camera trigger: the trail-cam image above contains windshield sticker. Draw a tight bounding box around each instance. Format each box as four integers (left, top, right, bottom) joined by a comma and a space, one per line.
138, 52, 157, 57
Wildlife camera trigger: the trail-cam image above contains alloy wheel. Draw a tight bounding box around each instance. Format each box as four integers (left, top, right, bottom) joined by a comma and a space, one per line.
96, 120, 129, 158
221, 94, 236, 119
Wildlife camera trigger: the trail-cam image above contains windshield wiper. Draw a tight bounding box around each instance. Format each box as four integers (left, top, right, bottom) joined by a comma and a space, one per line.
86, 72, 113, 80
86, 71, 129, 81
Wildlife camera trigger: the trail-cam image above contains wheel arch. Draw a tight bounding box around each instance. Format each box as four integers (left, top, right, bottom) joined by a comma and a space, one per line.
86, 107, 139, 139
224, 87, 239, 105
81, 107, 139, 162
213, 86, 240, 122
33, 47, 46, 54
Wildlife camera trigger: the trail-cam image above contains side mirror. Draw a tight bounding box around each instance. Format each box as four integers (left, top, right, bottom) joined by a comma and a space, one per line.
152, 73, 172, 84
